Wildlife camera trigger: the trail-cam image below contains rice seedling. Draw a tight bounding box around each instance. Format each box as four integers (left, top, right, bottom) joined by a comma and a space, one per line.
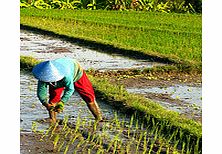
50, 122, 59, 139
53, 134, 60, 149
64, 142, 71, 154
31, 121, 37, 133
135, 131, 143, 153
21, 56, 202, 153
142, 132, 147, 154
127, 114, 134, 138
57, 138, 65, 152
62, 115, 69, 131
148, 136, 156, 154
156, 138, 164, 154
181, 141, 186, 154
194, 137, 200, 154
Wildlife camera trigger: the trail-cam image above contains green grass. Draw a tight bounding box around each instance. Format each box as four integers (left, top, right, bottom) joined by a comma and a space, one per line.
20, 56, 202, 152
20, 8, 202, 71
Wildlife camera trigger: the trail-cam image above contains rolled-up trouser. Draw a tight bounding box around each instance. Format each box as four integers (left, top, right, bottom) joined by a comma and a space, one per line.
49, 71, 96, 104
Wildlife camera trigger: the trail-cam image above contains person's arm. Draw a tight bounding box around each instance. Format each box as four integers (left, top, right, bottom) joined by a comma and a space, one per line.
60, 76, 75, 103
37, 81, 48, 104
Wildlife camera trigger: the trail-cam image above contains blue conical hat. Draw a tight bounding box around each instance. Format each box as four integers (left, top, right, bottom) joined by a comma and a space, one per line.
32, 60, 68, 82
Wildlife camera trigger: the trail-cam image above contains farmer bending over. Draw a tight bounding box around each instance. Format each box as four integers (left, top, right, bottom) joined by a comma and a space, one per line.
32, 57, 103, 123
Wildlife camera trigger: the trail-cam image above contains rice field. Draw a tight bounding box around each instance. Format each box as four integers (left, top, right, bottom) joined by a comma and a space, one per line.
20, 8, 202, 70
20, 56, 202, 153
20, 8, 202, 153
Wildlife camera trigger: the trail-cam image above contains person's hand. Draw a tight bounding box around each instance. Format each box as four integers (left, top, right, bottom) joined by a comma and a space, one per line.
55, 101, 64, 113
42, 102, 55, 111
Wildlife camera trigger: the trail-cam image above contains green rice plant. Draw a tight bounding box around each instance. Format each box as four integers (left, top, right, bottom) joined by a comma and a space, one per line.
93, 134, 101, 147
71, 133, 80, 144
21, 56, 202, 152
134, 119, 139, 138
142, 132, 147, 154
166, 144, 170, 154
20, 1, 31, 8
87, 131, 92, 142
185, 135, 191, 152
64, 142, 71, 154
53, 134, 60, 149
96, 148, 105, 154
62, 115, 69, 131
33, 0, 52, 9
173, 140, 180, 152
156, 138, 164, 154
167, 129, 177, 144
194, 137, 200, 154
112, 138, 118, 154
31, 121, 37, 133
90, 133, 97, 143
75, 113, 81, 133
98, 134, 104, 147
106, 134, 120, 152
93, 121, 98, 131
57, 137, 65, 152
87, 0, 97, 10
135, 131, 143, 153
148, 136, 156, 154
127, 114, 134, 137
50, 122, 59, 139
20, 9, 202, 71
76, 138, 86, 148
64, 128, 71, 138
125, 140, 132, 154
39, 124, 54, 141
181, 141, 186, 154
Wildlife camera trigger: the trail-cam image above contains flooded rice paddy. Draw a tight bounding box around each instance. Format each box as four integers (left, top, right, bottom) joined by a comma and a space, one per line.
20, 30, 165, 71
20, 72, 126, 132
20, 30, 201, 153
20, 30, 202, 129
21, 73, 169, 153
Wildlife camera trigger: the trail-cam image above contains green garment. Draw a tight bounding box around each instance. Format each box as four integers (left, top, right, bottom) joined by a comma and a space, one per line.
37, 58, 83, 104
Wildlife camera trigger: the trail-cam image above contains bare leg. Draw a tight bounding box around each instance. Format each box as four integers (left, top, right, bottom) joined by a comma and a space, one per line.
49, 110, 57, 123
87, 101, 103, 121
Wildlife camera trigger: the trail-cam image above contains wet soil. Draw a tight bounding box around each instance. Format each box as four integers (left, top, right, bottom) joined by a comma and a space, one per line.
20, 133, 54, 154
20, 112, 175, 154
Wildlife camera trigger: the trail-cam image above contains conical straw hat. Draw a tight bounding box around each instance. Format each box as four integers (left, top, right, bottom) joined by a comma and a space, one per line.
32, 60, 68, 82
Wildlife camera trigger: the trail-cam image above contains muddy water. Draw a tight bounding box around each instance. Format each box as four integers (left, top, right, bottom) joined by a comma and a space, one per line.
20, 30, 165, 71
20, 72, 130, 132
126, 85, 202, 121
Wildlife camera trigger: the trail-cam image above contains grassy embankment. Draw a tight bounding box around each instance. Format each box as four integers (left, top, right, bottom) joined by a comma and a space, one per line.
20, 56, 202, 152
20, 8, 202, 73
